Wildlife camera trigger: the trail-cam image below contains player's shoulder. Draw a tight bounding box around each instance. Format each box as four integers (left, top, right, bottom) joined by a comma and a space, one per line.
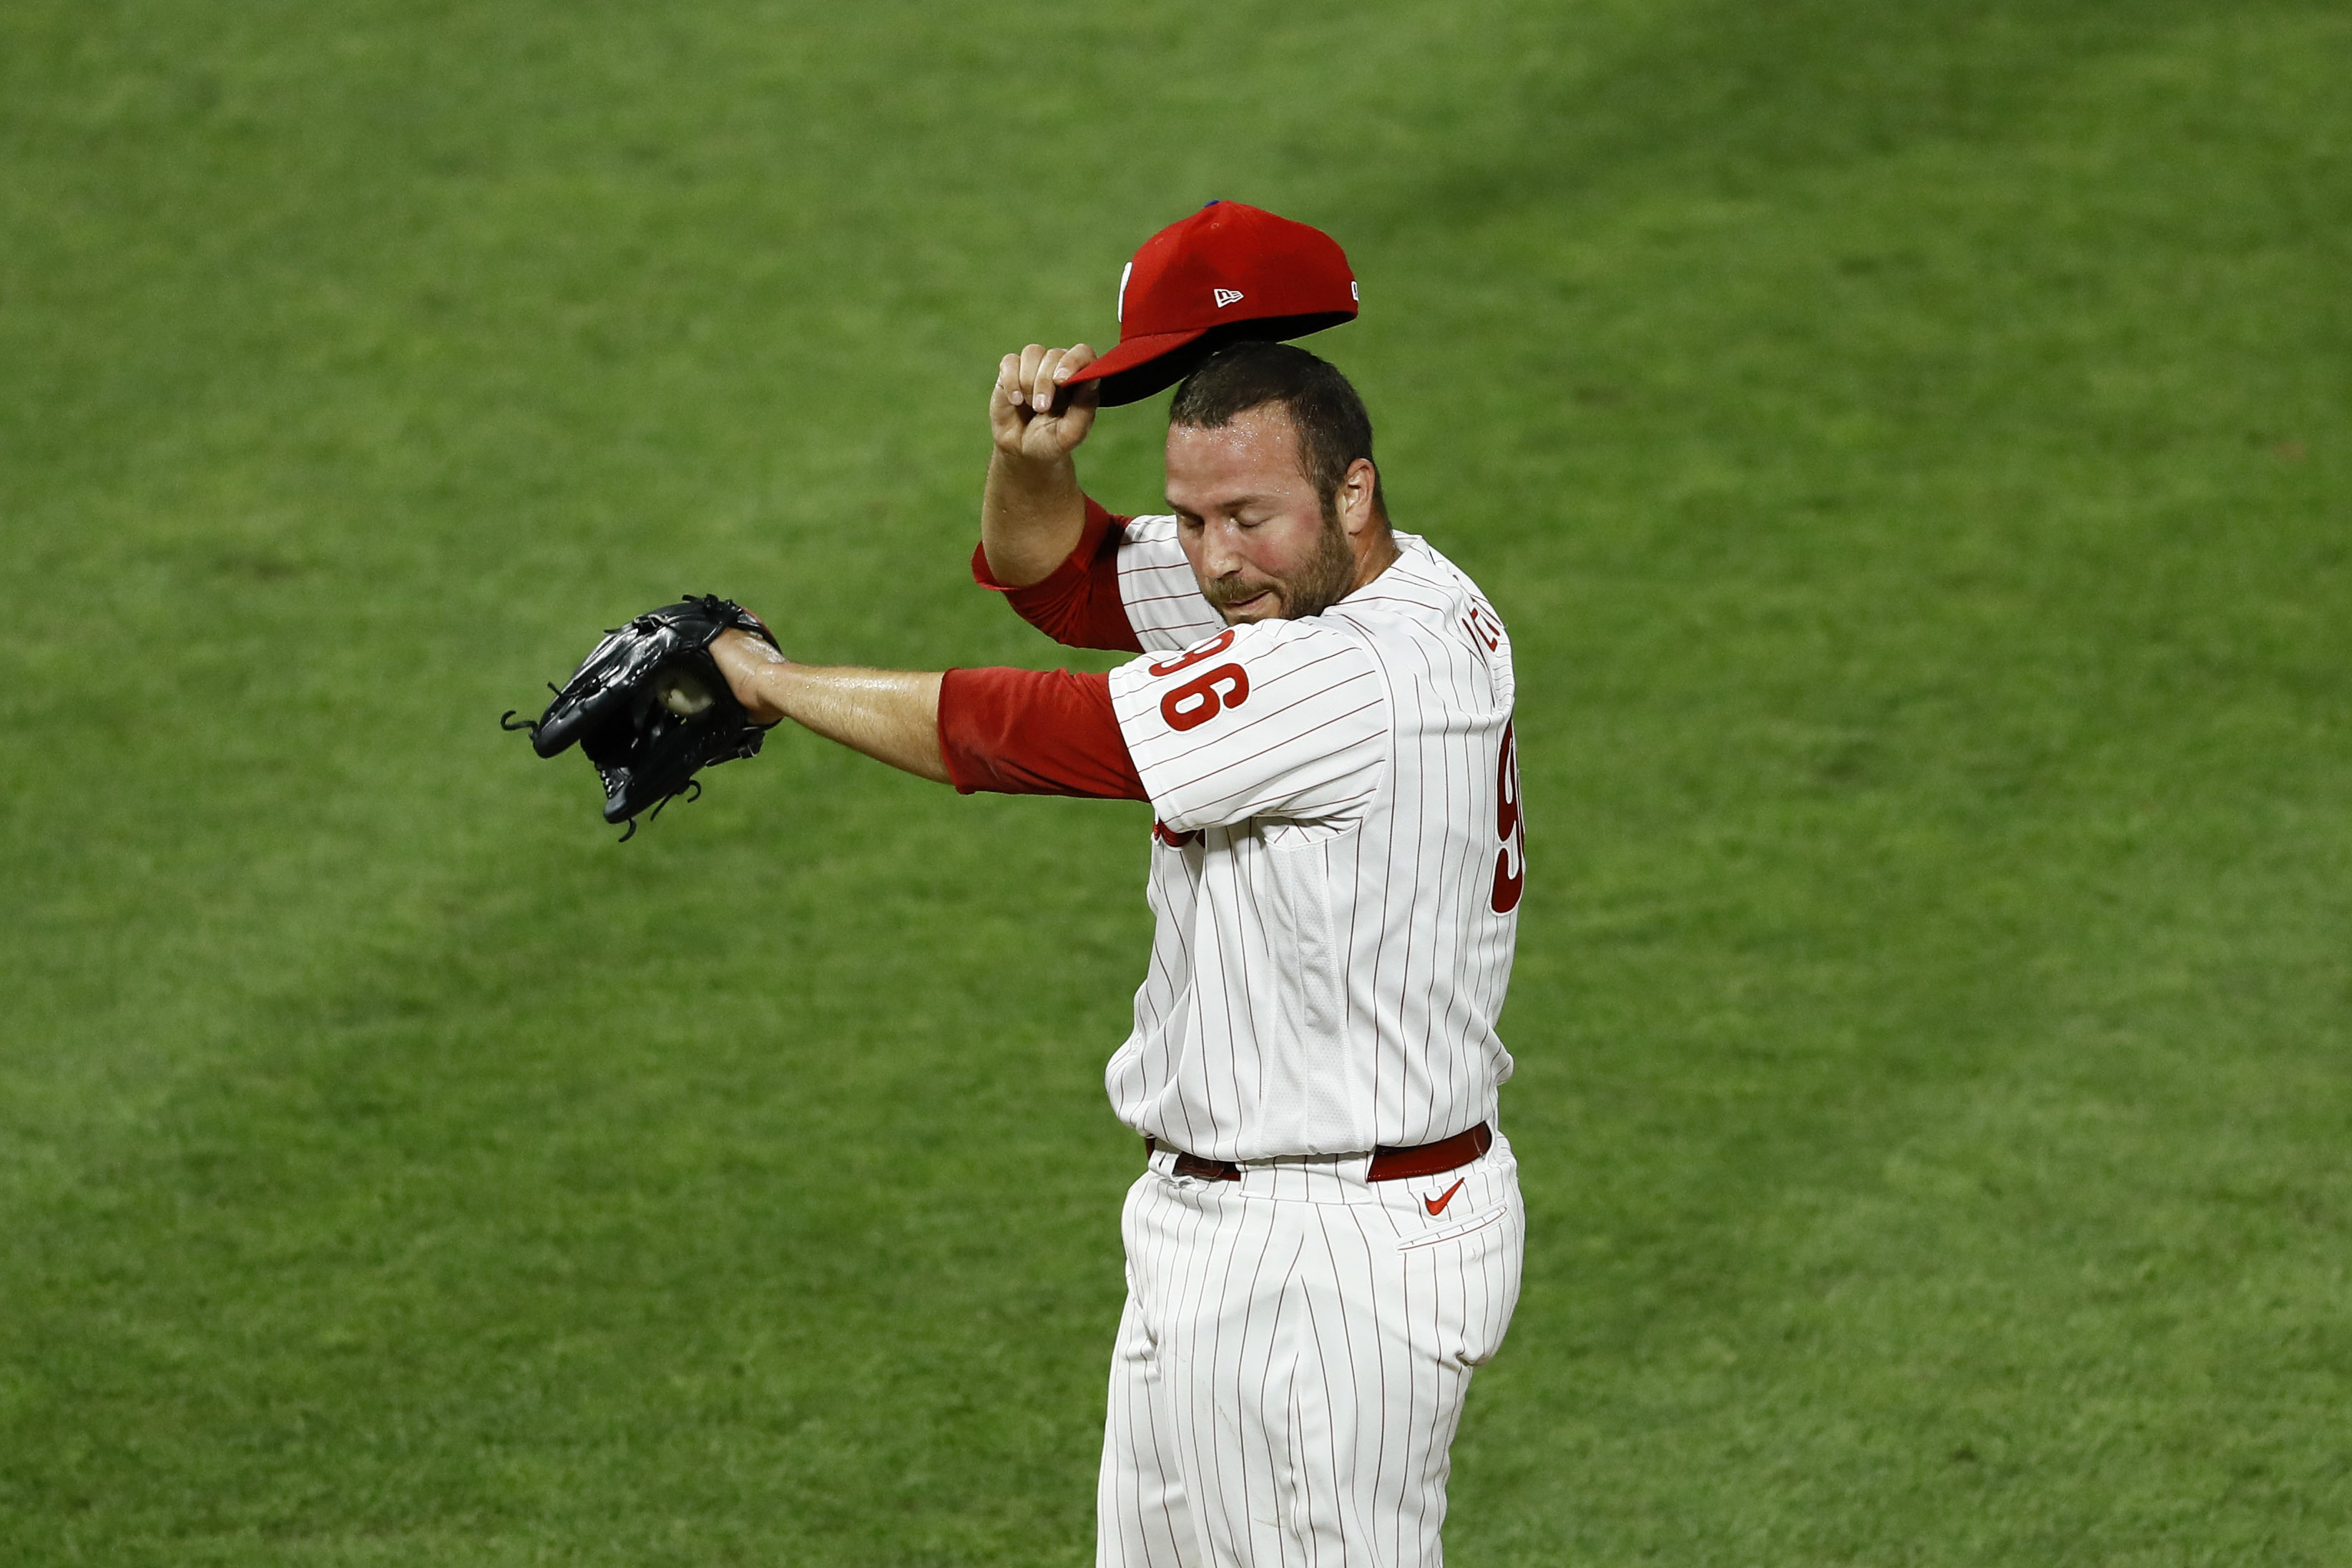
1112, 514, 1192, 581
1329, 533, 1515, 701
1117, 513, 1182, 549
1112, 513, 1226, 653
1128, 609, 1376, 678
1108, 612, 1388, 752
1333, 534, 1506, 638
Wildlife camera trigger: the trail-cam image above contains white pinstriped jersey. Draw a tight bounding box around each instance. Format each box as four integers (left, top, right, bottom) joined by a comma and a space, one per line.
1103, 519, 1525, 1162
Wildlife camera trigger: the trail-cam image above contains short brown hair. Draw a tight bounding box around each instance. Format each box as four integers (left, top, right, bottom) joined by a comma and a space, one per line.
1168, 341, 1387, 522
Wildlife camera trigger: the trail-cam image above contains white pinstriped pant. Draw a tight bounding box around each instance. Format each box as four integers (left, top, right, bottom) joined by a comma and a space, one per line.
1098, 1132, 1524, 1568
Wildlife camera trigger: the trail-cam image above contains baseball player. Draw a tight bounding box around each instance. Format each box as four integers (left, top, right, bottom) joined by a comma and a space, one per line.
712, 205, 1524, 1566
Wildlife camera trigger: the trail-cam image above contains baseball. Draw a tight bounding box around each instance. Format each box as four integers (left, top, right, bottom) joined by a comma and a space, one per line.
657, 670, 715, 717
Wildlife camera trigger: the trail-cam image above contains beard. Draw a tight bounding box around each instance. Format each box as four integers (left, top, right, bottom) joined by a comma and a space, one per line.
1206, 512, 1359, 623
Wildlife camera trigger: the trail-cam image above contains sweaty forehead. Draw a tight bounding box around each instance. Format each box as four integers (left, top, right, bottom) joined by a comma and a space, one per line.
1165, 406, 1313, 504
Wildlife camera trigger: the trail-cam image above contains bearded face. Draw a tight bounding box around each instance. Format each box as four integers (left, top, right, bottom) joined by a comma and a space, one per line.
1198, 504, 1358, 624
1165, 406, 1383, 626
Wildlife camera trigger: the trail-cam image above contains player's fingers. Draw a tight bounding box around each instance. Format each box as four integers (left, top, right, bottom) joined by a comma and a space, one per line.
993, 352, 1032, 417
989, 353, 1030, 447
1009, 343, 1048, 408
1029, 346, 1072, 414
1041, 345, 1101, 418
1056, 382, 1099, 441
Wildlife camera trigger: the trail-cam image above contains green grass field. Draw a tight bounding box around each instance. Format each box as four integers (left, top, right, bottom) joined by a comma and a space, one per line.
4, 1, 2347, 1562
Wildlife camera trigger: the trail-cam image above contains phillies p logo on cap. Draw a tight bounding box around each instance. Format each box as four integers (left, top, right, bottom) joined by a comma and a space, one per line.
1066, 202, 1359, 406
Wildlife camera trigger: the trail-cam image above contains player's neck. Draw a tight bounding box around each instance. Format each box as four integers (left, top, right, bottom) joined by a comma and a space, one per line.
1351, 526, 1402, 594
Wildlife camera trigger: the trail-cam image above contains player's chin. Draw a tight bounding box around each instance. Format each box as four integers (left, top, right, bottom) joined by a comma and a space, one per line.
1215, 589, 1283, 624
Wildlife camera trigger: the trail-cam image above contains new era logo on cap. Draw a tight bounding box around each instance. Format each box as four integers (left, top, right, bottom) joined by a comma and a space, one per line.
1065, 201, 1359, 406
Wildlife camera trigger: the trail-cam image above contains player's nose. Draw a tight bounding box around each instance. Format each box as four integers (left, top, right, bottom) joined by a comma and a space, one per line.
1197, 521, 1250, 577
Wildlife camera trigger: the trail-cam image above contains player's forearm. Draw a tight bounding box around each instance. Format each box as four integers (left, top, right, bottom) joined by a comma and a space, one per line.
722, 642, 950, 784
980, 449, 1087, 589
775, 667, 950, 783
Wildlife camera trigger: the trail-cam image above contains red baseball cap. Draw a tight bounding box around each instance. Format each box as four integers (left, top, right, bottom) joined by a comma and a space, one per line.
1064, 201, 1359, 406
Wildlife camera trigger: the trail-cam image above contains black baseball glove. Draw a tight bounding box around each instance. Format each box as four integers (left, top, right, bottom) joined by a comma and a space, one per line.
504, 594, 779, 839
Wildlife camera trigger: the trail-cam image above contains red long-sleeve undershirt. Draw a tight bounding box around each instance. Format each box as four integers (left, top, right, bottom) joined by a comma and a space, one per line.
936, 666, 1147, 800
969, 496, 1145, 654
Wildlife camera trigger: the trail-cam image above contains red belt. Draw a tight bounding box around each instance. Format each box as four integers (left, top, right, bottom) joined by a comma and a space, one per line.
1147, 1122, 1493, 1185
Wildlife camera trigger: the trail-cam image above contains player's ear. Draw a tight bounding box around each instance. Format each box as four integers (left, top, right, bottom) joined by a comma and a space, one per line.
1337, 458, 1381, 536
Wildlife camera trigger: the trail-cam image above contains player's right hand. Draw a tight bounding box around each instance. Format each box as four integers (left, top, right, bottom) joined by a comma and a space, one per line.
991, 343, 1099, 464
711, 624, 791, 726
